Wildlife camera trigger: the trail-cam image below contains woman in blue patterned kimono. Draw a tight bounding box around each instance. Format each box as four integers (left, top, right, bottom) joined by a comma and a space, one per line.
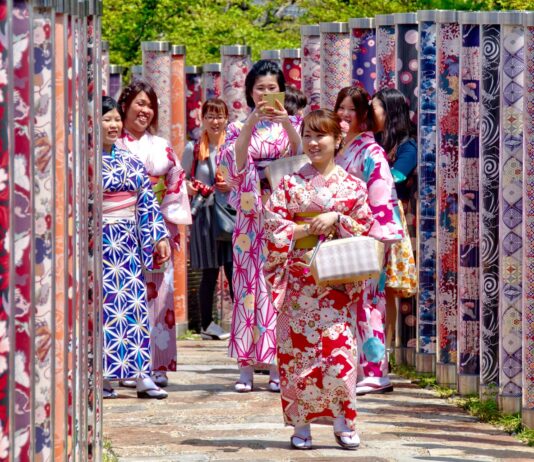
101, 96, 171, 399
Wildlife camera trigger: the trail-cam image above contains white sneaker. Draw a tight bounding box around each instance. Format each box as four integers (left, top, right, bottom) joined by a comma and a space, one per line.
201, 322, 230, 340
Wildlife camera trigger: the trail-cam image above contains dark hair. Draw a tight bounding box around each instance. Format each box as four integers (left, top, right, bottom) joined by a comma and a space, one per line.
102, 96, 119, 116
301, 109, 342, 154
244, 60, 286, 109
117, 80, 159, 134
334, 86, 374, 132
201, 98, 229, 119
372, 88, 416, 158
284, 85, 308, 116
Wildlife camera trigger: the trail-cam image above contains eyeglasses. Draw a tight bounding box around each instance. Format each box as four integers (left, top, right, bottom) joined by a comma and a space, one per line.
204, 115, 226, 121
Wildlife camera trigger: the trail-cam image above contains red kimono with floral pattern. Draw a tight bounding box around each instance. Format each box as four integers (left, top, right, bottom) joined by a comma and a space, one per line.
264, 164, 373, 429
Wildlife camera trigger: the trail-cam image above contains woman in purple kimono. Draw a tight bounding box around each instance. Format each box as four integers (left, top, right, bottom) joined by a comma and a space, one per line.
218, 60, 302, 392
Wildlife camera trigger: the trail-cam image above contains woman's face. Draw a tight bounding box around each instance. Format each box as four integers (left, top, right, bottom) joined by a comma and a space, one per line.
123, 91, 154, 135
302, 127, 338, 167
202, 110, 227, 138
336, 96, 359, 133
371, 98, 386, 132
102, 108, 123, 148
251, 74, 279, 106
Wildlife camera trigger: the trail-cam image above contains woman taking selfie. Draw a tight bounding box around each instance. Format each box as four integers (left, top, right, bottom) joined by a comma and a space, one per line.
218, 60, 301, 393
182, 98, 233, 340
101, 96, 170, 399
264, 109, 373, 449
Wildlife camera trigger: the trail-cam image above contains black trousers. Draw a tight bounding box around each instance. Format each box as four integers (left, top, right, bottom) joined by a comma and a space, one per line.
198, 262, 234, 331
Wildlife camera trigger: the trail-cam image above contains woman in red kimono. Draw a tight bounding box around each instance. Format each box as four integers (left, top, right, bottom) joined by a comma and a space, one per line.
264, 109, 374, 450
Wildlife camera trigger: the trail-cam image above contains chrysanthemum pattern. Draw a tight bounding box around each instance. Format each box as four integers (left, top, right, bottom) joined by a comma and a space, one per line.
350, 27, 376, 96
376, 25, 396, 90
320, 32, 351, 110
222, 55, 251, 122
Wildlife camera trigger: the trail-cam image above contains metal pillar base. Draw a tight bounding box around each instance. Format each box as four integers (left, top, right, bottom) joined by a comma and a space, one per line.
436, 362, 457, 388
479, 384, 498, 400
457, 374, 479, 396
394, 347, 416, 367
415, 352, 436, 374
522, 408, 534, 429
498, 395, 521, 414
176, 321, 189, 338
405, 347, 415, 367
394, 347, 405, 366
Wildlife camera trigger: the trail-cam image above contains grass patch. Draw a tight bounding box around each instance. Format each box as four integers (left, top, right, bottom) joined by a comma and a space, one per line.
392, 363, 534, 446
177, 329, 201, 340
103, 439, 119, 462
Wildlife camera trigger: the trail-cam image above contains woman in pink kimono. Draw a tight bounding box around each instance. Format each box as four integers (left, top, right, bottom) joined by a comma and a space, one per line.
118, 81, 190, 388
264, 109, 374, 450
218, 60, 302, 392
334, 86, 403, 395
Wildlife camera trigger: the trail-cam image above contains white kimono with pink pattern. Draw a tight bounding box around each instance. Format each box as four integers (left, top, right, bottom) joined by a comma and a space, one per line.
218, 117, 302, 367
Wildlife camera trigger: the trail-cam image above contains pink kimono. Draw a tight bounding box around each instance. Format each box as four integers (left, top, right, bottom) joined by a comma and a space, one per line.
120, 131, 189, 371
336, 131, 403, 380
218, 117, 301, 367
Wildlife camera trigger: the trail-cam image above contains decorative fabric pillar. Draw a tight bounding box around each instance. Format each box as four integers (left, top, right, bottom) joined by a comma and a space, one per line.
141, 41, 172, 140
348, 17, 376, 96
499, 11, 524, 415
416, 10, 438, 374
130, 64, 143, 82
109, 64, 123, 101
479, 13, 501, 398
201, 63, 222, 101
260, 49, 281, 68
101, 39, 109, 96
457, 11, 482, 395
522, 11, 534, 429
300, 25, 321, 113
170, 44, 188, 335
319, 22, 350, 110
221, 45, 251, 123
281, 48, 301, 90
186, 65, 202, 141
435, 9, 460, 388
395, 12, 419, 120
376, 14, 396, 90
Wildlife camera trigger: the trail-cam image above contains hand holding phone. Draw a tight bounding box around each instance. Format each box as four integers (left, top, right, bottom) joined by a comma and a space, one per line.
262, 92, 285, 110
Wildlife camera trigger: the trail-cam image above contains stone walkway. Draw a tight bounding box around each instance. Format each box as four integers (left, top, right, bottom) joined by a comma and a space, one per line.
104, 340, 534, 461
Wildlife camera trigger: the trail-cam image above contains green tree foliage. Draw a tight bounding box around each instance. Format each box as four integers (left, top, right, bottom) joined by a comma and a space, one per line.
102, 0, 532, 74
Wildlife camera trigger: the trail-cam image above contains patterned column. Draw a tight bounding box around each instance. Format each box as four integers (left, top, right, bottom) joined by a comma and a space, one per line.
185, 65, 202, 141
141, 41, 172, 140
349, 17, 376, 96
201, 63, 222, 101
101, 39, 109, 96
395, 12, 419, 120
376, 14, 396, 90
130, 64, 143, 82
221, 45, 251, 123
457, 11, 482, 395
435, 9, 460, 388
260, 49, 281, 68
281, 48, 302, 90
170, 44, 188, 335
522, 11, 534, 429
300, 25, 321, 113
479, 12, 501, 398
499, 11, 524, 415
319, 22, 350, 110
416, 10, 438, 374
109, 64, 123, 101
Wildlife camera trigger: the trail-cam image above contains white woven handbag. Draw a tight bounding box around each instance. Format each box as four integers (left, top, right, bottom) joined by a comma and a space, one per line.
303, 236, 385, 286
265, 155, 310, 190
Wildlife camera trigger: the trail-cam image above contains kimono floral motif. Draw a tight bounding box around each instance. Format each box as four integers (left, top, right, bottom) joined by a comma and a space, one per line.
218, 116, 301, 367
336, 131, 402, 379
264, 164, 373, 428
120, 131, 187, 371
102, 145, 169, 379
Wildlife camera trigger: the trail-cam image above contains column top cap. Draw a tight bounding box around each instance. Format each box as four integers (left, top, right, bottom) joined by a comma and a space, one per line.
348, 18, 375, 29
301, 25, 320, 35
417, 10, 439, 22
202, 63, 222, 72
130, 65, 143, 74
375, 14, 395, 26
171, 45, 186, 55
524, 11, 534, 26
394, 12, 418, 24
141, 41, 170, 52
458, 11, 482, 24
281, 48, 301, 59
479, 11, 501, 24
185, 65, 202, 74
436, 10, 458, 23
261, 50, 281, 59
220, 45, 251, 56
319, 22, 349, 33
500, 10, 525, 25
109, 65, 124, 74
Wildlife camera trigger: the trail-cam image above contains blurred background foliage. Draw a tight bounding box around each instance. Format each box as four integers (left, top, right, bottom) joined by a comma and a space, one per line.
102, 0, 532, 75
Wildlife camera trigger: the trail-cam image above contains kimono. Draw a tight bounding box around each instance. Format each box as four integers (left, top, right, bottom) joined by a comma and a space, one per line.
218, 117, 301, 367
102, 144, 169, 379
120, 131, 188, 372
264, 164, 374, 429
336, 131, 403, 380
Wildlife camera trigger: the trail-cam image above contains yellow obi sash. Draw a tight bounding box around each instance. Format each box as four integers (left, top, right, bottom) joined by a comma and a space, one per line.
294, 211, 320, 249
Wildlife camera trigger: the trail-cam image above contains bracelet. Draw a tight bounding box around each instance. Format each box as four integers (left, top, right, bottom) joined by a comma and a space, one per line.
337, 213, 341, 224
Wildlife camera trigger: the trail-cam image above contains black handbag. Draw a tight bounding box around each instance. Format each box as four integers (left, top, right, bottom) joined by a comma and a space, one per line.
213, 191, 236, 241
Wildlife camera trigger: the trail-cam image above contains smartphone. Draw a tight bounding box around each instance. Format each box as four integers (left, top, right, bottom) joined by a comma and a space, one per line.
262, 92, 285, 110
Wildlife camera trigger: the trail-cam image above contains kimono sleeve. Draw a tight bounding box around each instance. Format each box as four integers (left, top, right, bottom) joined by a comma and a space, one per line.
217, 121, 249, 189
391, 139, 417, 183
336, 177, 374, 239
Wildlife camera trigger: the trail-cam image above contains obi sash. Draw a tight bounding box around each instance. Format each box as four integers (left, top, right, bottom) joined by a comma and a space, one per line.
103, 191, 136, 220
294, 211, 320, 249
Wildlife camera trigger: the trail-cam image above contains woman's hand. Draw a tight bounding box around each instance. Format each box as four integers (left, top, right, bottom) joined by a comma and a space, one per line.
266, 99, 290, 125
308, 212, 338, 236
214, 180, 232, 193
186, 180, 198, 196
155, 238, 171, 265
